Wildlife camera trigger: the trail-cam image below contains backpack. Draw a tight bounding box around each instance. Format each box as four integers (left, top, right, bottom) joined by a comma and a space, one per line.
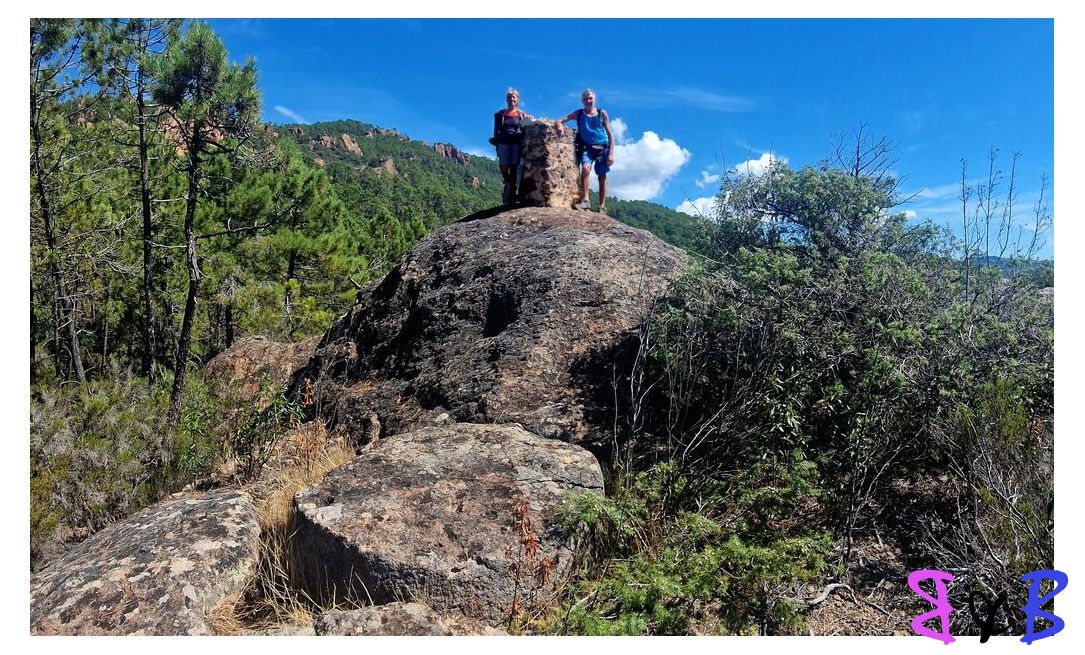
574, 108, 608, 163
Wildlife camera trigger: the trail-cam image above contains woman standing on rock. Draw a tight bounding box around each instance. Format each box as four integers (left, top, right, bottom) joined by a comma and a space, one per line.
491, 88, 536, 206
554, 89, 615, 213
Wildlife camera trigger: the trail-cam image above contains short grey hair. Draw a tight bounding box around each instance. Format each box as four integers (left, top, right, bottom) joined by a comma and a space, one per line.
581, 88, 596, 100
506, 87, 520, 98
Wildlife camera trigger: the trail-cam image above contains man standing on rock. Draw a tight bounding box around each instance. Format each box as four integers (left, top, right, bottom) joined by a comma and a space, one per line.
554, 89, 615, 214
491, 88, 536, 206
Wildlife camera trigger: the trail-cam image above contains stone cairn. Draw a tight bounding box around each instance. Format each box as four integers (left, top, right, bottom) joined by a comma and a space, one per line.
517, 121, 580, 208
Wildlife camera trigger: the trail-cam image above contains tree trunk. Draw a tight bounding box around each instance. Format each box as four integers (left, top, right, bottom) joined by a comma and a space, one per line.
31, 102, 85, 382
167, 140, 202, 429
225, 304, 234, 348
284, 249, 297, 338
101, 285, 109, 370
137, 58, 157, 381
30, 280, 37, 382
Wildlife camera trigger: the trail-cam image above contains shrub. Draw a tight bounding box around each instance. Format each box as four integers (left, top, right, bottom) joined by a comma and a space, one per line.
30, 369, 229, 570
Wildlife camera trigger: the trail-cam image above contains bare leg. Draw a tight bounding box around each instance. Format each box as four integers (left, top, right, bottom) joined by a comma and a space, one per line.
598, 174, 607, 211
580, 164, 591, 203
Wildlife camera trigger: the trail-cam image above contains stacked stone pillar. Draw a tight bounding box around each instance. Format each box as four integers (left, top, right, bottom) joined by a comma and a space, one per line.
518, 121, 580, 208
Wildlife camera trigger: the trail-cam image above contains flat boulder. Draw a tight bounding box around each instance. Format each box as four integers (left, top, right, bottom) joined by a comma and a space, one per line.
298, 206, 688, 448
293, 423, 604, 623
314, 602, 506, 636
30, 489, 261, 635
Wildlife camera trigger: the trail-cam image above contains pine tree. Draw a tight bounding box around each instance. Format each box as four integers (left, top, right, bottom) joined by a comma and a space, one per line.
150, 21, 260, 428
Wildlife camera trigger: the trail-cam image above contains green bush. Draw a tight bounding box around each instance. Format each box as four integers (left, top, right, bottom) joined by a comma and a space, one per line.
553, 458, 830, 635
30, 370, 229, 570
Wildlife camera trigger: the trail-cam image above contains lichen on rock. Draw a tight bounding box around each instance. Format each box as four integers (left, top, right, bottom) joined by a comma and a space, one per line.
30, 489, 262, 635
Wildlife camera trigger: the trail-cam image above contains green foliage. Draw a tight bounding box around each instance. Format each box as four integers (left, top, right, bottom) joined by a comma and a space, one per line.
30, 371, 229, 570
554, 153, 1052, 634
604, 198, 714, 255
553, 459, 830, 635
226, 379, 306, 481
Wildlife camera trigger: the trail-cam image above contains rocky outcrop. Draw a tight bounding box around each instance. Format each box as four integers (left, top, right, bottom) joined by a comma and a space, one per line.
471, 175, 481, 188
381, 157, 397, 176
340, 133, 362, 156
203, 335, 319, 402
30, 489, 261, 635
433, 142, 470, 165
314, 602, 506, 636
294, 423, 603, 623
307, 133, 363, 157
519, 121, 580, 208
298, 206, 688, 447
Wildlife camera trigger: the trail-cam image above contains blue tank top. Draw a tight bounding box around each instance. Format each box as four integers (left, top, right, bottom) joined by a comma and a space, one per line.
576, 109, 608, 146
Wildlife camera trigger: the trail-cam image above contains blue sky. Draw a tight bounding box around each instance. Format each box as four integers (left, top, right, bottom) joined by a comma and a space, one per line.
206, 18, 1054, 258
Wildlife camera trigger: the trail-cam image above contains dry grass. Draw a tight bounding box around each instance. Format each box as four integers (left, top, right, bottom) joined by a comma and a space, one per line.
211, 421, 356, 634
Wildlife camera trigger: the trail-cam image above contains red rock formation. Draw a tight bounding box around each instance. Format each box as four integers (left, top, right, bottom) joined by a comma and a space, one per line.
340, 133, 362, 156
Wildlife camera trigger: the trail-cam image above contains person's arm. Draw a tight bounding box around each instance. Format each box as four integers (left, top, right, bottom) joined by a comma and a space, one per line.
553, 110, 579, 132
602, 110, 615, 163
493, 112, 501, 142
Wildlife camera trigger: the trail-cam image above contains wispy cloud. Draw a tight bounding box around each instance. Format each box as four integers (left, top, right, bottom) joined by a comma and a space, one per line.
605, 86, 755, 112
274, 105, 310, 124
695, 170, 722, 189
909, 182, 962, 201
610, 117, 629, 144
676, 196, 718, 218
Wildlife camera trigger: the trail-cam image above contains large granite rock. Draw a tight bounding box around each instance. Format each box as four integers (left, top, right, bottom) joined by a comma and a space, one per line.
298, 206, 688, 448
203, 335, 319, 402
293, 423, 604, 623
314, 602, 506, 636
518, 121, 579, 208
30, 489, 261, 635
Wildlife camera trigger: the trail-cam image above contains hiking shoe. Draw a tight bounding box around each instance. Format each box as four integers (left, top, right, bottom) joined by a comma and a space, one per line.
597, 204, 607, 215
573, 199, 591, 210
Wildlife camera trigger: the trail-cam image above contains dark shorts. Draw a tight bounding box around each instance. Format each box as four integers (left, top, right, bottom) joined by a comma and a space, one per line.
497, 143, 521, 166
579, 144, 611, 175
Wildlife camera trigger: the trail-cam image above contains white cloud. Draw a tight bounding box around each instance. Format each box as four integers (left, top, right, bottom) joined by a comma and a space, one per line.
603, 126, 691, 201
903, 210, 918, 220
609, 117, 628, 144
676, 196, 718, 218
731, 152, 787, 178
695, 170, 722, 189
274, 105, 309, 124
